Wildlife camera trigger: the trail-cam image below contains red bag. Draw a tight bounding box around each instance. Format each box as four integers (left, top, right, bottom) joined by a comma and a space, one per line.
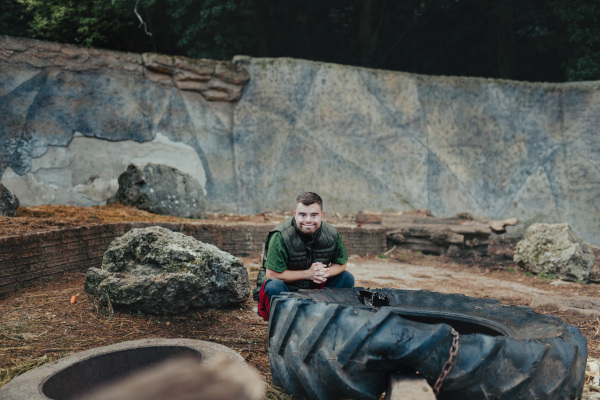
257, 280, 325, 321
257, 281, 271, 321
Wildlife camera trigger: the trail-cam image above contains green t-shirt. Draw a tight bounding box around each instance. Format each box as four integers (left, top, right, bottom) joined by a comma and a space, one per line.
264, 231, 348, 273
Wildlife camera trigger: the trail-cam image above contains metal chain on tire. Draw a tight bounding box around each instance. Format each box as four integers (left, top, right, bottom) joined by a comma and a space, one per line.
433, 328, 460, 397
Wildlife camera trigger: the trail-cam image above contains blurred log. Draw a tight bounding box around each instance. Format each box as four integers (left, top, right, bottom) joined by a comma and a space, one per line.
381, 215, 489, 230
488, 217, 519, 233
398, 240, 447, 255
356, 209, 435, 224
360, 210, 517, 256
81, 355, 265, 400
388, 223, 490, 238
385, 374, 436, 400
356, 210, 383, 224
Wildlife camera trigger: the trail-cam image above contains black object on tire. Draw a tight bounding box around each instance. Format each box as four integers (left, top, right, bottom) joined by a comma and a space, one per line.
268, 288, 587, 400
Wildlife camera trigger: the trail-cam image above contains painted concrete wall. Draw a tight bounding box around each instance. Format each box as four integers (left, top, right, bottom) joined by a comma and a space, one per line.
2, 36, 600, 245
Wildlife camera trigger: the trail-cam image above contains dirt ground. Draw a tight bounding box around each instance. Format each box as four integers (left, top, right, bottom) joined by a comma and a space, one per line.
1, 205, 600, 399
0, 204, 310, 237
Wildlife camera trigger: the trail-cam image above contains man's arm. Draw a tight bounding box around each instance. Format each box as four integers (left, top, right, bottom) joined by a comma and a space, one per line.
266, 266, 320, 283
312, 232, 349, 282
265, 231, 349, 284
266, 261, 346, 284
319, 262, 347, 277
304, 261, 346, 284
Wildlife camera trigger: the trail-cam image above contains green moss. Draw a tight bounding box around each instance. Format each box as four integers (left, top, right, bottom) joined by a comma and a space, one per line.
160, 262, 188, 273
540, 272, 556, 281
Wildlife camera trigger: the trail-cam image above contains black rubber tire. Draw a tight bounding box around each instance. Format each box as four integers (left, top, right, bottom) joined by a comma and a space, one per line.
268, 288, 587, 400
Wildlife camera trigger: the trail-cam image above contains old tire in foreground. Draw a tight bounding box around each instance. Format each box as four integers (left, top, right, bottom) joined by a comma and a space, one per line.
268, 288, 587, 400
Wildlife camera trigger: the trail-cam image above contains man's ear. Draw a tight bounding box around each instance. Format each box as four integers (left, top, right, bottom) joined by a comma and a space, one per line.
293, 210, 296, 217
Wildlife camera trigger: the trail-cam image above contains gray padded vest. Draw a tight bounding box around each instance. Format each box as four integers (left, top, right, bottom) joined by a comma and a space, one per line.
252, 218, 338, 299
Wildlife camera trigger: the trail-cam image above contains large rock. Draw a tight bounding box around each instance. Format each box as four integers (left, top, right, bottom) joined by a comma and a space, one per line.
84, 226, 250, 314
0, 183, 19, 216
514, 223, 594, 282
108, 163, 206, 218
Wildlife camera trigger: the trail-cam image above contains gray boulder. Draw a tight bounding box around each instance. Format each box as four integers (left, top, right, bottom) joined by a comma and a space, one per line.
0, 183, 19, 217
84, 226, 250, 314
514, 223, 594, 282
108, 163, 206, 218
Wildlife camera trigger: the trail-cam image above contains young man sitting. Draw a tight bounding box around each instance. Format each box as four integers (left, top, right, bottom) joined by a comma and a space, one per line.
253, 192, 354, 321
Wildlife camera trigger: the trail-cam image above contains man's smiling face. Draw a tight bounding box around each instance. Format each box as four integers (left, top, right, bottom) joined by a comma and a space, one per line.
293, 202, 324, 235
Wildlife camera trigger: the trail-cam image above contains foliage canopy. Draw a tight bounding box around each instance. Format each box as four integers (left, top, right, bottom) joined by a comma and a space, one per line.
1, 0, 599, 82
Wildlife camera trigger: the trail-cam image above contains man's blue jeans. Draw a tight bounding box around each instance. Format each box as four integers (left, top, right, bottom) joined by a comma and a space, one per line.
262, 270, 355, 303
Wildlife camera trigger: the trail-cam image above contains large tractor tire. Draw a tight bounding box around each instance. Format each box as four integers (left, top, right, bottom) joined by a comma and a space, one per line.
268, 288, 586, 400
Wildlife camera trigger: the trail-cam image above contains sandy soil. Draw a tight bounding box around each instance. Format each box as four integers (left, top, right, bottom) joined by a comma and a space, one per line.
1, 205, 600, 399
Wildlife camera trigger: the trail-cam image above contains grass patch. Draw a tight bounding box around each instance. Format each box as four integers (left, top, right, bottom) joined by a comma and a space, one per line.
540, 272, 557, 281
0, 355, 58, 389
0, 323, 31, 341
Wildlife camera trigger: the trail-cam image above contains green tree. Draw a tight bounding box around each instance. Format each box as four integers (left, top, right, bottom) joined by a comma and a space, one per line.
5, 0, 159, 51
0, 0, 32, 37
1, 0, 598, 82
553, 0, 600, 81
165, 0, 255, 60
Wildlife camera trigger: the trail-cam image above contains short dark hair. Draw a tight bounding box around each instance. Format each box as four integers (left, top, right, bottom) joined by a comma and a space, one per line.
296, 192, 323, 209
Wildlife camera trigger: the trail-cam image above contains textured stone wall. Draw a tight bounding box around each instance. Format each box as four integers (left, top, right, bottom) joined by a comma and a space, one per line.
2, 36, 600, 245
0, 222, 387, 297
232, 56, 600, 246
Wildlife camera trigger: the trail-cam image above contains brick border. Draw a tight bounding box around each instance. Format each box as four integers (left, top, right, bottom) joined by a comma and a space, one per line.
0, 222, 386, 297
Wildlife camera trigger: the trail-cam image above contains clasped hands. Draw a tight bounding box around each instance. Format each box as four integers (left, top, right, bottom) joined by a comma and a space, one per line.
308, 262, 329, 284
